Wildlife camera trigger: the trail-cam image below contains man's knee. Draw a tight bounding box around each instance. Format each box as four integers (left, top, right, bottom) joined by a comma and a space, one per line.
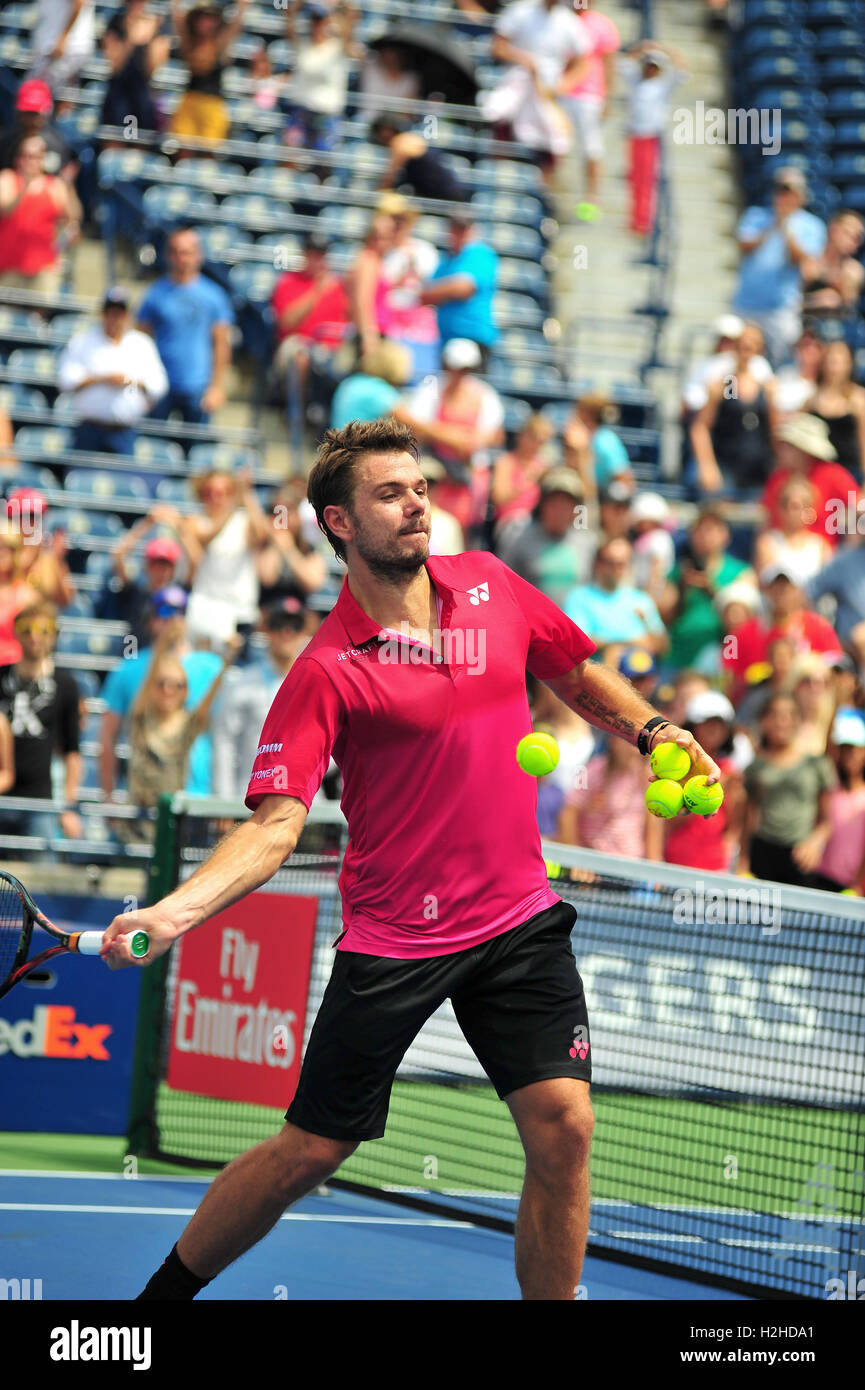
518, 1093, 594, 1185
274, 1124, 358, 1190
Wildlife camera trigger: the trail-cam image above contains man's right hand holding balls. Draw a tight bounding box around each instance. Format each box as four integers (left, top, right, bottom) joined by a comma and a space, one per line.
644, 726, 723, 821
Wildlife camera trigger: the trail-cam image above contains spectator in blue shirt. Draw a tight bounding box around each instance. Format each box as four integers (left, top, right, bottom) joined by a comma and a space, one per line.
564, 536, 668, 657
807, 535, 865, 671
137, 225, 234, 424
732, 167, 826, 368
421, 211, 498, 366
99, 584, 223, 807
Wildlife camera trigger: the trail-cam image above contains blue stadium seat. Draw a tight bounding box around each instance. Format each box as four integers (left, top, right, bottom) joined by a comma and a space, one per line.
221, 193, 277, 227
500, 397, 533, 435
496, 259, 549, 305
824, 86, 865, 118
3, 462, 58, 490
484, 224, 545, 261
62, 593, 95, 619
751, 86, 826, 114
255, 232, 304, 259
96, 148, 153, 186
154, 477, 194, 502
13, 425, 72, 458
198, 224, 253, 261
474, 159, 544, 193
6, 348, 59, 382
0, 384, 48, 415
742, 0, 803, 19
247, 166, 319, 198
55, 627, 127, 661
132, 438, 186, 467
493, 292, 545, 329
142, 185, 216, 223
739, 26, 805, 60
84, 551, 114, 580
741, 53, 816, 88
187, 443, 263, 472
47, 508, 125, 541
65, 469, 152, 501
804, 0, 863, 24
812, 28, 865, 57
538, 401, 575, 432
171, 158, 247, 189
819, 56, 865, 88
317, 205, 375, 241
61, 668, 101, 698
489, 362, 564, 402
831, 119, 865, 150
228, 262, 279, 303
469, 190, 546, 230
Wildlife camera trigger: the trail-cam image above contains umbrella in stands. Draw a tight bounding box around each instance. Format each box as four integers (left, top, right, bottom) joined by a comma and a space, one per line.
367, 24, 479, 107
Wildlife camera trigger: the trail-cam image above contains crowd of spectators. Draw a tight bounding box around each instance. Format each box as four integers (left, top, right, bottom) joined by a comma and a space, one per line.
0, 1, 864, 897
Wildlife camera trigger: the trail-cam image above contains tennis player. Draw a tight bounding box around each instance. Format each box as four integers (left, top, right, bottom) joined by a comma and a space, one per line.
105, 419, 720, 1301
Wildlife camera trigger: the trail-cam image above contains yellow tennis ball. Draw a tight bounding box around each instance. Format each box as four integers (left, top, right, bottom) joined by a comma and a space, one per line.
516, 732, 560, 777
645, 779, 685, 819
649, 740, 691, 781
682, 775, 725, 816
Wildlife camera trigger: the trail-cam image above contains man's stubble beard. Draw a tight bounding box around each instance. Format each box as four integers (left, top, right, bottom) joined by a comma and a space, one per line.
351, 517, 431, 583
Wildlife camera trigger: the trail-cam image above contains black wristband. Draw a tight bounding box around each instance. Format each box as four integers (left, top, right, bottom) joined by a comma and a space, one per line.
637, 717, 670, 756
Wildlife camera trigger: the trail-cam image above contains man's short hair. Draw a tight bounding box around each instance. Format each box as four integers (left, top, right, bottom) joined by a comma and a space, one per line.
14, 597, 57, 629
307, 419, 420, 562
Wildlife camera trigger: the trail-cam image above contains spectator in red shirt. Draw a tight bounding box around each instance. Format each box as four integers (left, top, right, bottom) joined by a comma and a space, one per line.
762, 413, 860, 550
271, 230, 350, 422
722, 561, 842, 700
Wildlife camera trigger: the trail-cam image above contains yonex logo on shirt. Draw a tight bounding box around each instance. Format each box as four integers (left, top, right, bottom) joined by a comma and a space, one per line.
467, 583, 490, 605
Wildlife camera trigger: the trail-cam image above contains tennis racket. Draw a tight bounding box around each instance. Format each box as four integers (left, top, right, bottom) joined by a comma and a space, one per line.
0, 871, 149, 1000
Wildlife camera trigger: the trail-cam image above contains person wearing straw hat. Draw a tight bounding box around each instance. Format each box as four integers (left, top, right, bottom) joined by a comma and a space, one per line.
762, 412, 860, 549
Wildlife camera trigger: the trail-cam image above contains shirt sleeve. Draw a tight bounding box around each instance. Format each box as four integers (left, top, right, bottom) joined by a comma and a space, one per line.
566, 13, 592, 57
403, 377, 438, 423
209, 280, 235, 326
100, 662, 129, 716
790, 211, 827, 258
495, 558, 596, 679
136, 286, 157, 329
737, 206, 771, 242
56, 332, 88, 392
138, 333, 169, 401
245, 656, 344, 811
479, 385, 505, 435
58, 671, 81, 755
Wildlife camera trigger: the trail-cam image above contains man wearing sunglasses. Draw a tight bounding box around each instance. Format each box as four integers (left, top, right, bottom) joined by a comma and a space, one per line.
0, 599, 83, 849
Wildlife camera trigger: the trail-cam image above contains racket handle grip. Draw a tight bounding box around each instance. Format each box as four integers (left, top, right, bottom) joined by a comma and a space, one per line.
74, 930, 150, 958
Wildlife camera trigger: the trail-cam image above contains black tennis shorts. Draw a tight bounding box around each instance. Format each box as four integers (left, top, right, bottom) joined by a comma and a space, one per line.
285, 900, 591, 1143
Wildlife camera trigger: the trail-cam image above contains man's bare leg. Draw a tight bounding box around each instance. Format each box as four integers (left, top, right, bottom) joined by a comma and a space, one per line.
507, 1078, 593, 1300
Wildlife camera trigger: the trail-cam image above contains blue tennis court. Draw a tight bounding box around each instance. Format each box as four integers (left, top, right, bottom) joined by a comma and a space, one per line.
0, 1171, 750, 1300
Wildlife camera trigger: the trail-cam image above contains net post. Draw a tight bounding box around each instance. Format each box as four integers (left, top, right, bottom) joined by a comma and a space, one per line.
125, 793, 180, 1158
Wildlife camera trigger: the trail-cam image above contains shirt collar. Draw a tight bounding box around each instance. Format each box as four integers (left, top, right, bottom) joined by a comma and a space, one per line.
335, 557, 459, 647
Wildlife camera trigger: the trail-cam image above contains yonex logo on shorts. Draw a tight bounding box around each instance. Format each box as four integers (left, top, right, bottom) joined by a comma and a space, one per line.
570, 1025, 589, 1061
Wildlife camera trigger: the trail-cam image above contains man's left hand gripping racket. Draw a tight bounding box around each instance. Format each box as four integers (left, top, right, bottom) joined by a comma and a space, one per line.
0, 871, 149, 1000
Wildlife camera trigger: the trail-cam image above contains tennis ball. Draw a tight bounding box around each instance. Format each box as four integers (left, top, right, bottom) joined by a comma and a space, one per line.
516, 732, 560, 777
645, 779, 685, 819
682, 775, 725, 816
650, 740, 691, 781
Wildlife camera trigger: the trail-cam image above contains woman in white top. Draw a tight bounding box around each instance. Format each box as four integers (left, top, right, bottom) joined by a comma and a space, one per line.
169, 470, 272, 648
752, 475, 832, 585
283, 2, 361, 152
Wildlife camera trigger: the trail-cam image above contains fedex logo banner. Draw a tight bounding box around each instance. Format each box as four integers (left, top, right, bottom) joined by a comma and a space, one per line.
166, 893, 318, 1108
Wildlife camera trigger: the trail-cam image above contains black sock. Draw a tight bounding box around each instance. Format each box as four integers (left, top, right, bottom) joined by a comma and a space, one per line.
136, 1243, 213, 1301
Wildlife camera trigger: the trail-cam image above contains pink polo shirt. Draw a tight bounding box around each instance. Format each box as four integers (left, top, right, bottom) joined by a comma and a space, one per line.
566, 10, 620, 100
246, 552, 595, 958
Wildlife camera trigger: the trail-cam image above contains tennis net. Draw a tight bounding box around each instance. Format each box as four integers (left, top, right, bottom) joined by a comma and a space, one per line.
129, 794, 865, 1300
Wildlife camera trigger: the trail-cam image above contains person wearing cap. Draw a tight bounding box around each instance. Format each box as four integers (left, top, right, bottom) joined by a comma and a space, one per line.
26, 0, 95, 98
564, 536, 668, 657
812, 708, 865, 893
271, 230, 351, 420
373, 193, 441, 386
421, 212, 499, 365
101, 510, 185, 644
680, 313, 773, 417
137, 226, 235, 424
630, 491, 675, 605
562, 393, 633, 499
57, 288, 169, 456
646, 688, 744, 872
392, 339, 505, 537
618, 644, 658, 701
753, 474, 831, 585
370, 115, 468, 203
211, 599, 312, 801
281, 2, 360, 154
733, 166, 827, 367
619, 39, 688, 237
330, 340, 412, 431
0, 80, 74, 174
597, 478, 635, 547
761, 412, 860, 550
660, 507, 754, 673
690, 321, 777, 496
0, 134, 81, 296
0, 598, 83, 849
99, 584, 224, 807
721, 561, 841, 701
497, 467, 594, 605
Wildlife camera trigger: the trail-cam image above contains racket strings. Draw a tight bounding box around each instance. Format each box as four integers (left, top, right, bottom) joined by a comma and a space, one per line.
0, 880, 26, 978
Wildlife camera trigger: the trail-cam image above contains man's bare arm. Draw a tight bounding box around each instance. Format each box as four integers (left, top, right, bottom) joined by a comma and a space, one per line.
545, 660, 721, 781
101, 795, 309, 966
